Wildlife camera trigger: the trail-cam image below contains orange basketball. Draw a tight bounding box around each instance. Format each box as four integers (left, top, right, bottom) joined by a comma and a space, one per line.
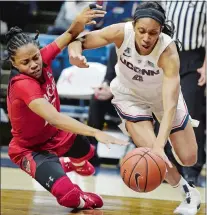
120, 147, 167, 193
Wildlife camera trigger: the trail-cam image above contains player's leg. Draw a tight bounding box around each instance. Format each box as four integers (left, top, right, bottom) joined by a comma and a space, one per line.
181, 71, 206, 183
154, 120, 184, 176
154, 91, 201, 215
126, 119, 201, 215
112, 92, 199, 215
9, 149, 103, 209
126, 120, 182, 185
170, 120, 197, 166
113, 104, 182, 186
111, 79, 183, 186
169, 121, 201, 215
60, 135, 96, 176
169, 121, 201, 214
164, 91, 198, 168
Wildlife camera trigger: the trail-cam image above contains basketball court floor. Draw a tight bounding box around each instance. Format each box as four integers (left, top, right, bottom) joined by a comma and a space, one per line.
1, 146, 206, 215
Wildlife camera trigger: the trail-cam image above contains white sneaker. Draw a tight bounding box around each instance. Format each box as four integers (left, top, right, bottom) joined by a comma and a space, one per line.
174, 184, 201, 215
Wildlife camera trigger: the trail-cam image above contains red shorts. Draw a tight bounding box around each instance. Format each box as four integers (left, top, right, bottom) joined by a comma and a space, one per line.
8, 130, 77, 176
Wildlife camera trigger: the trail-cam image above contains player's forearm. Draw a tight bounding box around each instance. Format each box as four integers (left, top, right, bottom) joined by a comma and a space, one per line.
68, 40, 83, 56
67, 19, 85, 39
156, 106, 177, 148
156, 83, 179, 148
55, 20, 85, 50
55, 32, 73, 50
50, 112, 99, 137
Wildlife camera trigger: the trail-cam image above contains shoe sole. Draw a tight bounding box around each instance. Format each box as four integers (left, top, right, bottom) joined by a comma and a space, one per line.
174, 203, 201, 215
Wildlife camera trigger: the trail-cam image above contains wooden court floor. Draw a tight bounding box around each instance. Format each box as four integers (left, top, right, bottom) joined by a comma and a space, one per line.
1, 152, 206, 215
1, 189, 206, 215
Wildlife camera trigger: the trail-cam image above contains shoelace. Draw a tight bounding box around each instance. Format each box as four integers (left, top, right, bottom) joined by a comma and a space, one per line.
183, 184, 191, 204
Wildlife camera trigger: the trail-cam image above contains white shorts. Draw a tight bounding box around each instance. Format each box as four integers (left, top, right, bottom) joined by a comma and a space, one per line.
110, 78, 189, 136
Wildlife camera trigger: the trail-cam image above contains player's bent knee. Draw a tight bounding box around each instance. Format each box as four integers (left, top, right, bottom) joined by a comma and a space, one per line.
51, 176, 81, 208
70, 144, 95, 163
179, 153, 197, 166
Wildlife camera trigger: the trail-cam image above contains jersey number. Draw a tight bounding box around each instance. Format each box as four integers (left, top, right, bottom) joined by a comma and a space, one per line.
132, 75, 143, 82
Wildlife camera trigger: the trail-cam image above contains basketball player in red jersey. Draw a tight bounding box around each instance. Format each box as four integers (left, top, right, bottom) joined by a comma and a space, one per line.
6, 4, 128, 210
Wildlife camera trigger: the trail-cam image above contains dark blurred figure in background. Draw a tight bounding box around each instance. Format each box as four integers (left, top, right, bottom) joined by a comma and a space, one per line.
164, 1, 206, 187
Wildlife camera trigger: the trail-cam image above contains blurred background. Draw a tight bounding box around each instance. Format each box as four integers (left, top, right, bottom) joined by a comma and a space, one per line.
0, 0, 206, 189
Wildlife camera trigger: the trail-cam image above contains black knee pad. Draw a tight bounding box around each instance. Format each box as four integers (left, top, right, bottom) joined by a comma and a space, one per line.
33, 152, 66, 192
164, 142, 183, 175
63, 135, 91, 158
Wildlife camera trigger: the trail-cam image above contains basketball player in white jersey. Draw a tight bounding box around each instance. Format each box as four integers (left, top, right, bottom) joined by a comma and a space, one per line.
68, 2, 201, 214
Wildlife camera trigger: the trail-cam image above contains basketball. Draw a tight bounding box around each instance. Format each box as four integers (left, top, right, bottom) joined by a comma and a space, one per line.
120, 147, 167, 193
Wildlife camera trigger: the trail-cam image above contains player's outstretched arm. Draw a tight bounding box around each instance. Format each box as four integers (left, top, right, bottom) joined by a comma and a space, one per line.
28, 98, 129, 146
54, 4, 106, 50
151, 42, 180, 168
156, 42, 180, 148
68, 23, 125, 68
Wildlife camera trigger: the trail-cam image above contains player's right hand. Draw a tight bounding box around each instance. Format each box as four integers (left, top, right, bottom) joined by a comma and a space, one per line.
197, 64, 206, 86
151, 146, 172, 168
69, 51, 89, 68
94, 130, 129, 147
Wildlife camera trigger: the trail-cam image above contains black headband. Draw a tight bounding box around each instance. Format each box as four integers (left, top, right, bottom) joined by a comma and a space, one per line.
134, 8, 165, 25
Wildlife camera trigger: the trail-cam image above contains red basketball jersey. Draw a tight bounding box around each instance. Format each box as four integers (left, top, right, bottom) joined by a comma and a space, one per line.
7, 42, 75, 149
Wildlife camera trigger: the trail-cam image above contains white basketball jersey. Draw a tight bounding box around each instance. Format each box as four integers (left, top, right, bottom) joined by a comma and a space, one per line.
115, 22, 173, 99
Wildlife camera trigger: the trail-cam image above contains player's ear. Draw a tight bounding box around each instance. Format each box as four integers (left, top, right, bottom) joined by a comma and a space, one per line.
10, 59, 17, 69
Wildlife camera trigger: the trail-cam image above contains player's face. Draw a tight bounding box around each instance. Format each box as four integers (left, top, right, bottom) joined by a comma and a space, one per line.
134, 18, 161, 55
12, 43, 43, 79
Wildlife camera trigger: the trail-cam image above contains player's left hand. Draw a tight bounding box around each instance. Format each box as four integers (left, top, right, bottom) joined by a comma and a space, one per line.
151, 146, 172, 168
197, 63, 206, 86
94, 130, 129, 148
69, 50, 89, 68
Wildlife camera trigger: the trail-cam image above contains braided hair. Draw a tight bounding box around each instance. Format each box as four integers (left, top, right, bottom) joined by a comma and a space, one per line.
5, 26, 40, 61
